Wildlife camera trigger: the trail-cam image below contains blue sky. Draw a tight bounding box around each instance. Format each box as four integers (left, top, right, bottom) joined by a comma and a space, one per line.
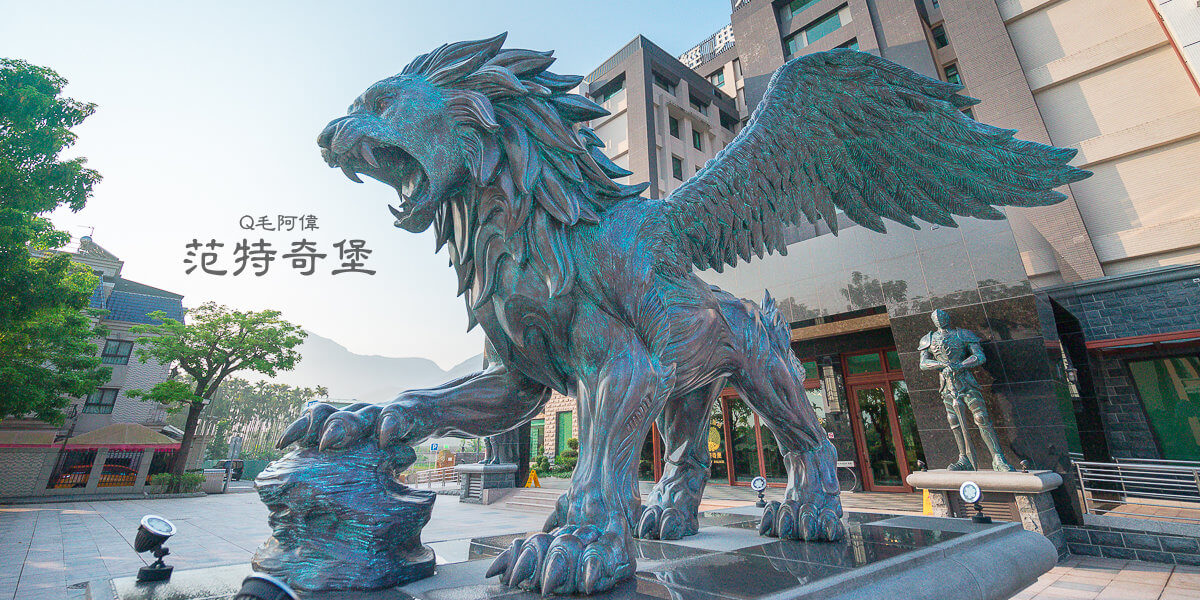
1, 1, 733, 367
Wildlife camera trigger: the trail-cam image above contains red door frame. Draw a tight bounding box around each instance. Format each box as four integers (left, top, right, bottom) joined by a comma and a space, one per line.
842, 348, 914, 492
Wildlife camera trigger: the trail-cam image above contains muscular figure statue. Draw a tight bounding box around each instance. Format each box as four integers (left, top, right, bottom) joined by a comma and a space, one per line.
918, 309, 1014, 472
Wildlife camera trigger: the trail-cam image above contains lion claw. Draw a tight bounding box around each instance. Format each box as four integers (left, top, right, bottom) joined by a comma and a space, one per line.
635, 505, 688, 540
758, 496, 844, 541
488, 527, 629, 595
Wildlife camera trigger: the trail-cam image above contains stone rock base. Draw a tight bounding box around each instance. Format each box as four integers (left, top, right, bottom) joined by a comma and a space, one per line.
252, 442, 436, 591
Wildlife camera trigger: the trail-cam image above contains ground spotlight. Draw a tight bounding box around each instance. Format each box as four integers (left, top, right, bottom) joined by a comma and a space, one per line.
134, 514, 177, 582
234, 573, 299, 600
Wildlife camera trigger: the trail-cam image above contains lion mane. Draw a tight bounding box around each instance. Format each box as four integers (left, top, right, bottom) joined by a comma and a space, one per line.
397, 34, 649, 324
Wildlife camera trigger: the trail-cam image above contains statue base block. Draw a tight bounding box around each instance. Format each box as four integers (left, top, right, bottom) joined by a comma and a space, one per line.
252, 442, 436, 591
907, 469, 1066, 556
455, 463, 517, 504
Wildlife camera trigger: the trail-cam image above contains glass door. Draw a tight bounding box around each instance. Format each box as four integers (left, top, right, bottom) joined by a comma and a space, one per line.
848, 381, 927, 492
850, 383, 908, 491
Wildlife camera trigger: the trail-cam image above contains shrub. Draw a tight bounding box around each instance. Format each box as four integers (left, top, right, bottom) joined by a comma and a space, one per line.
148, 473, 174, 489
148, 472, 205, 493
534, 454, 551, 474
555, 438, 579, 472
179, 472, 204, 492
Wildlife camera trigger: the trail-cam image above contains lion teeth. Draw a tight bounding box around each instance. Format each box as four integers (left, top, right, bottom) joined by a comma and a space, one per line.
342, 165, 363, 183
361, 142, 379, 169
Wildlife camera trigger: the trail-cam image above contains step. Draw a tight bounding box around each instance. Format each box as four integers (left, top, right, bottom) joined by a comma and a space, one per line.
504, 500, 557, 512
509, 489, 564, 499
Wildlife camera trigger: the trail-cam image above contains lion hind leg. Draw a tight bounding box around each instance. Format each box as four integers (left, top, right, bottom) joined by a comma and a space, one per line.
637, 379, 723, 541
491, 325, 673, 595
723, 296, 843, 542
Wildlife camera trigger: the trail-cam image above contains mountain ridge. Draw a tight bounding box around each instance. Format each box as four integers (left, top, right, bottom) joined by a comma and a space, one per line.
269, 330, 483, 403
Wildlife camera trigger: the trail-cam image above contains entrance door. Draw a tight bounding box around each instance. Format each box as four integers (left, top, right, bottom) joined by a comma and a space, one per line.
848, 380, 926, 491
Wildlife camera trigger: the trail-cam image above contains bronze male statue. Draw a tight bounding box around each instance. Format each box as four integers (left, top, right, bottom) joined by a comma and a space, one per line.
919, 309, 1015, 472
276, 33, 1085, 594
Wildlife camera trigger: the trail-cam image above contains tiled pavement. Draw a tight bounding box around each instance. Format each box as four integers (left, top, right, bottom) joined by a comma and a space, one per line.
0, 492, 545, 600
1013, 555, 1200, 600
0, 489, 1190, 600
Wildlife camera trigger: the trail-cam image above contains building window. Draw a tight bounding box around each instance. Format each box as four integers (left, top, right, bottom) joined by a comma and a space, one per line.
692, 129, 703, 151
555, 411, 573, 456
671, 155, 684, 180
689, 96, 709, 116
669, 116, 680, 138
1128, 354, 1200, 461
653, 72, 676, 95
101, 339, 135, 365
598, 84, 623, 103
931, 25, 949, 48
719, 110, 737, 131
784, 5, 853, 58
837, 38, 859, 51
709, 70, 725, 87
780, 0, 822, 21
591, 74, 625, 105
83, 388, 119, 414
943, 63, 962, 86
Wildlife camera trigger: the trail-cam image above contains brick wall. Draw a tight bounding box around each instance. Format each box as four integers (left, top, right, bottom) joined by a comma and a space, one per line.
1052, 271, 1200, 342
0, 448, 56, 497
1065, 525, 1200, 565
539, 392, 578, 457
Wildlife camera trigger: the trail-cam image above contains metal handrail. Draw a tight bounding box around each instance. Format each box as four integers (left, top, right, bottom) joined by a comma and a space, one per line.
1075, 460, 1200, 524
405, 466, 459, 488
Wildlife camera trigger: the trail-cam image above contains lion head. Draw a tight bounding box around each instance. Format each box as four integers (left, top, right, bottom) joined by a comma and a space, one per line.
317, 33, 647, 235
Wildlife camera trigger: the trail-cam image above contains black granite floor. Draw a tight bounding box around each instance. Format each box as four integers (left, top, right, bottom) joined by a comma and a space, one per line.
444, 513, 975, 600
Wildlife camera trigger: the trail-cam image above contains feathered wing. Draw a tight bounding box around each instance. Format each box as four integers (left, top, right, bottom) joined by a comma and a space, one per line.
663, 49, 1090, 272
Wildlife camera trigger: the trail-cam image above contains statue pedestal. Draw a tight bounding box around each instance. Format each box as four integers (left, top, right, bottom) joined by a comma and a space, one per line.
252, 442, 436, 591
907, 469, 1066, 557
455, 463, 518, 505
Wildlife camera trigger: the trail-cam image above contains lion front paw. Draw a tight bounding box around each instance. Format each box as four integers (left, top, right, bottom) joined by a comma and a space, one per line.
758, 498, 844, 542
636, 505, 690, 541
487, 524, 634, 596
276, 398, 432, 451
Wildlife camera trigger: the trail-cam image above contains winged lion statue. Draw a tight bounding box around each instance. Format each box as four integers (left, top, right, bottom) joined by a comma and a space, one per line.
277, 33, 1088, 595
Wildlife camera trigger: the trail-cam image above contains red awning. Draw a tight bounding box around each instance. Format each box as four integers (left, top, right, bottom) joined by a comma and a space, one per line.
1086, 329, 1200, 354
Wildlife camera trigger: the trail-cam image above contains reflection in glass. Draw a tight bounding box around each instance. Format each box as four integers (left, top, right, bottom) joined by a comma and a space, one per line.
1128, 355, 1200, 461
639, 429, 657, 481
885, 350, 901, 371
891, 381, 925, 474
729, 398, 759, 481
856, 386, 901, 487
709, 401, 728, 482
846, 352, 883, 375
761, 426, 787, 483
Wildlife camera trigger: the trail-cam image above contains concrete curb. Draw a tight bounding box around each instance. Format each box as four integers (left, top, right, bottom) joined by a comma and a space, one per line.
0, 491, 207, 505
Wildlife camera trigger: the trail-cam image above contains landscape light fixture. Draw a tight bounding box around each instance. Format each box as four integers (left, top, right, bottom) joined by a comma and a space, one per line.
751, 476, 768, 508
957, 481, 992, 524
234, 573, 300, 600
134, 514, 177, 582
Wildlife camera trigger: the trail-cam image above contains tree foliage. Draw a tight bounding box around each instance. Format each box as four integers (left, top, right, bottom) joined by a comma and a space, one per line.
131, 302, 306, 476
165, 377, 323, 461
0, 58, 109, 422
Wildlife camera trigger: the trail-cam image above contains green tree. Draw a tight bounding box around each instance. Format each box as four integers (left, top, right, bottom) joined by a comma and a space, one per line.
0, 58, 109, 422
130, 302, 306, 477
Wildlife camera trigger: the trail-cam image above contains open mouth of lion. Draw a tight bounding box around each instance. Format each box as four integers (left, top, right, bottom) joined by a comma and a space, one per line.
327, 141, 430, 220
